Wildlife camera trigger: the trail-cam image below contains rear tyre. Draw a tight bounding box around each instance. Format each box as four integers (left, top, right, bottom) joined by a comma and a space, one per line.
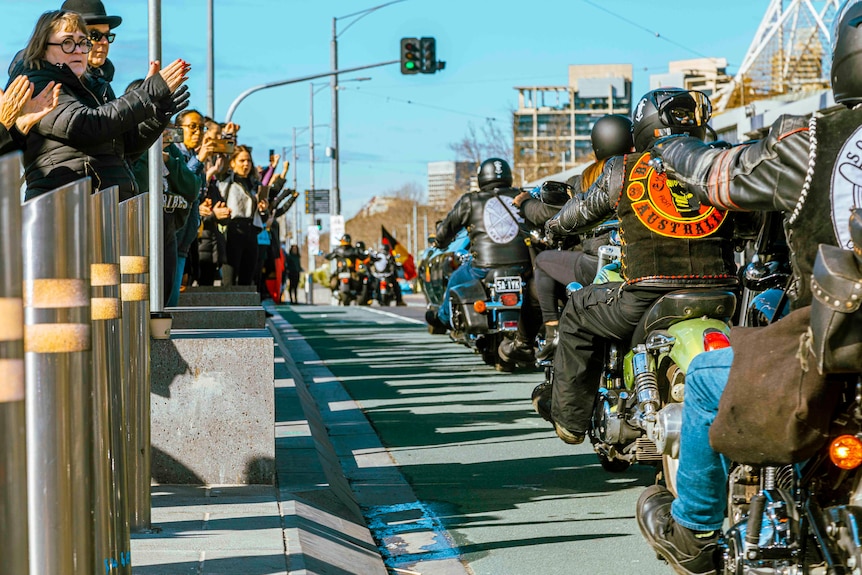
597, 453, 631, 473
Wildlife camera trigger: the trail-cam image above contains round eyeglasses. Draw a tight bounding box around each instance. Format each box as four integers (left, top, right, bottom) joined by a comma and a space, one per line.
47, 37, 93, 54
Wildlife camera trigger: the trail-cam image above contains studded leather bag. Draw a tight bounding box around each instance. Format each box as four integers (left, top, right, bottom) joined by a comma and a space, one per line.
808, 209, 862, 374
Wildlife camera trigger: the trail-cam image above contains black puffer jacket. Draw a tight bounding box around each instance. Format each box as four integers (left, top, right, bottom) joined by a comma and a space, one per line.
9, 58, 171, 201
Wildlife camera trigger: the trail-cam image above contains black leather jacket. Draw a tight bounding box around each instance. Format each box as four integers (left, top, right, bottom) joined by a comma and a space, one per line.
652, 108, 858, 307
546, 152, 736, 288
435, 186, 530, 268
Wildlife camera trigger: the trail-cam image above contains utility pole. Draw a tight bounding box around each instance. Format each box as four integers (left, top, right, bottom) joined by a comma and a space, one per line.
207, 0, 214, 118
331, 18, 339, 216
292, 128, 300, 249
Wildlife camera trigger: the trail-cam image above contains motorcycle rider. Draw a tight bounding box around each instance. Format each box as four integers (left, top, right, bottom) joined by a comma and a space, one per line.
544, 88, 738, 445
325, 233, 360, 289
635, 4, 862, 574
433, 157, 540, 368
514, 114, 635, 363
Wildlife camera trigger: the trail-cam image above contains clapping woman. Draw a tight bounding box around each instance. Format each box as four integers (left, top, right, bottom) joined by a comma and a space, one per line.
216, 145, 267, 286
11, 10, 190, 201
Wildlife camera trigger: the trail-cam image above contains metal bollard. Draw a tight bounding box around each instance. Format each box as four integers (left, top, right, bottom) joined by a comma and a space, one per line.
0, 152, 27, 575
90, 186, 130, 573
118, 192, 152, 532
23, 178, 92, 575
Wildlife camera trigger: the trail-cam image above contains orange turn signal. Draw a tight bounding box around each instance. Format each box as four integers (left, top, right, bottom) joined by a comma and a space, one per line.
500, 293, 519, 307
473, 300, 487, 314
829, 435, 862, 470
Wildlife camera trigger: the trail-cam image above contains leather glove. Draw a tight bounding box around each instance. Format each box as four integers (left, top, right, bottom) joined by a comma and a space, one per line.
157, 85, 190, 119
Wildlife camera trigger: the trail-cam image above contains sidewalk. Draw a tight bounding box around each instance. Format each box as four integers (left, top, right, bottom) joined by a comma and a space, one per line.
130, 295, 388, 575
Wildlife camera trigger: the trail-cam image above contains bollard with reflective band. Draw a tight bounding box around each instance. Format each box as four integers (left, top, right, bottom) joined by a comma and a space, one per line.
119, 192, 152, 532
23, 178, 93, 575
91, 186, 130, 573
0, 152, 27, 575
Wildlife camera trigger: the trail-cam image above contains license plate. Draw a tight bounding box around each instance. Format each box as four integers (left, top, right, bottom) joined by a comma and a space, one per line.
338, 272, 351, 279
494, 276, 521, 292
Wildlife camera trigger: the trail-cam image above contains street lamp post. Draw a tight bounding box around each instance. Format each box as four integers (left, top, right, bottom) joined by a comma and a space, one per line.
331, 0, 408, 218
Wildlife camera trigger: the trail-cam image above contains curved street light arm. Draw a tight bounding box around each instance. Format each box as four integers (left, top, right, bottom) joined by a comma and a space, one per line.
224, 60, 397, 123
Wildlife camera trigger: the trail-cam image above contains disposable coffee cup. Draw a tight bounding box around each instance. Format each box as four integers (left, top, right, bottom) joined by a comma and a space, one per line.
150, 311, 173, 340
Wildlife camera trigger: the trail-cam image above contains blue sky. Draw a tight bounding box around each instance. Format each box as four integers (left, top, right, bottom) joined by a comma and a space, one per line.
2, 0, 770, 221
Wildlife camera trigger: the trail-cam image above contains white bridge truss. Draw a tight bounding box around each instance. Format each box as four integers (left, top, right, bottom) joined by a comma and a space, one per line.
714, 0, 842, 112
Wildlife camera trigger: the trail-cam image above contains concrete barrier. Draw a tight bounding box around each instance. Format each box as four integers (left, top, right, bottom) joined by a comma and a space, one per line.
149, 329, 275, 485
168, 306, 266, 330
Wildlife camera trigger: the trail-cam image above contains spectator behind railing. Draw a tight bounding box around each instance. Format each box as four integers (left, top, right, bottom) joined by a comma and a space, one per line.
167, 109, 214, 305
126, 78, 201, 306
10, 10, 190, 201
196, 118, 231, 286
216, 144, 267, 287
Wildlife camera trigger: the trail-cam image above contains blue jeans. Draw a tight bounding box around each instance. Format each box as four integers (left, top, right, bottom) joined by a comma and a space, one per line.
671, 347, 734, 532
437, 263, 487, 327
167, 255, 186, 308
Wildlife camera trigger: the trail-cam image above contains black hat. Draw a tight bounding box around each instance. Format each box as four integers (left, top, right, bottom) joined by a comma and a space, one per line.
60, 0, 122, 28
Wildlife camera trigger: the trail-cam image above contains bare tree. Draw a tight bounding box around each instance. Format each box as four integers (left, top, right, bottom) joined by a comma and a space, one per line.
390, 181, 424, 204
449, 119, 513, 165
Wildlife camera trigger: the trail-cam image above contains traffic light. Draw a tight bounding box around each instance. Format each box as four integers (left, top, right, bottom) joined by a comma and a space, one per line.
400, 38, 420, 75
420, 37, 436, 74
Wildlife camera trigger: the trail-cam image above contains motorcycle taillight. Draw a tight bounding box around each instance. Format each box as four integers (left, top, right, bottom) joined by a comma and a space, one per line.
380, 280, 387, 289
703, 329, 730, 351
341, 278, 349, 284
500, 293, 519, 307
830, 435, 862, 470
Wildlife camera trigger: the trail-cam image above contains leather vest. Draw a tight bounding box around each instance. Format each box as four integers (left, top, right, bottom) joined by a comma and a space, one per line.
786, 106, 862, 307
617, 152, 736, 287
468, 187, 531, 268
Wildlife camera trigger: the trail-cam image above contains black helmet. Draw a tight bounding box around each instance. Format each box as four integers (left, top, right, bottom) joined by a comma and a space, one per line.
476, 158, 513, 190
340, 234, 352, 245
832, 1, 862, 106
355, 241, 366, 251
631, 88, 712, 151
591, 114, 634, 160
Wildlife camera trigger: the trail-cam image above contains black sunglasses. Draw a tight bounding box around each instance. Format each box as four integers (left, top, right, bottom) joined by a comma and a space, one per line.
88, 30, 116, 44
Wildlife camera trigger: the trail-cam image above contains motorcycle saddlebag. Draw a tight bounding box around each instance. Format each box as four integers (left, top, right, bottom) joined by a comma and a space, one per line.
710, 306, 842, 466
809, 242, 862, 374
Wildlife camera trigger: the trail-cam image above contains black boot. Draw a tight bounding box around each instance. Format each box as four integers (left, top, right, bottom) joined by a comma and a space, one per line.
498, 335, 535, 364
535, 323, 559, 362
530, 381, 553, 422
636, 485, 719, 575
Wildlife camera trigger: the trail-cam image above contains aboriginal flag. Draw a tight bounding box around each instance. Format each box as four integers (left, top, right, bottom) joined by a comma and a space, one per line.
381, 226, 417, 280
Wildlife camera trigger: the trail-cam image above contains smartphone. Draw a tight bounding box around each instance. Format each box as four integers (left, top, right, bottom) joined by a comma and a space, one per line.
164, 126, 184, 144
211, 138, 236, 154
269, 148, 275, 159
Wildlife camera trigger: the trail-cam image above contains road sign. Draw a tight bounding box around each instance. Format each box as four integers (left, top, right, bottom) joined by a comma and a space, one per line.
304, 189, 330, 214
330, 215, 345, 248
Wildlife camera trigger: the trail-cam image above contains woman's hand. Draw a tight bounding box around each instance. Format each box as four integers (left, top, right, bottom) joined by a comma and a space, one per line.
0, 76, 34, 129
197, 134, 216, 163
158, 59, 190, 93
199, 197, 213, 217
213, 201, 231, 220
15, 81, 61, 135
280, 160, 290, 178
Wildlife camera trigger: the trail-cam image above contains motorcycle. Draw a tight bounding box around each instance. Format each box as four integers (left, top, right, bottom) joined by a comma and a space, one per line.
330, 256, 370, 306
418, 229, 527, 368
532, 222, 738, 478
368, 250, 399, 307
717, 373, 862, 575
